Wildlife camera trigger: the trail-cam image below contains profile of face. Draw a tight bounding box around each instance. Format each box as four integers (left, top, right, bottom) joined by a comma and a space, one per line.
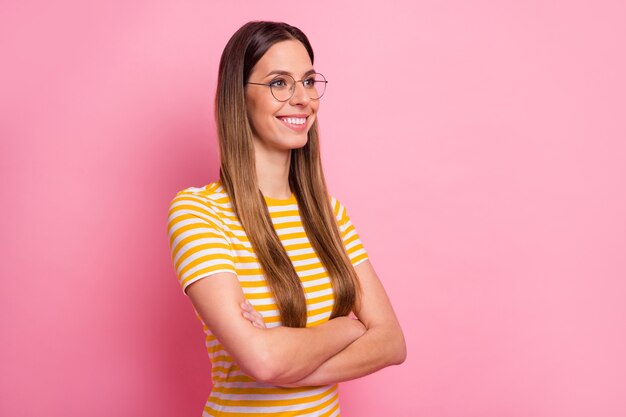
244, 39, 320, 153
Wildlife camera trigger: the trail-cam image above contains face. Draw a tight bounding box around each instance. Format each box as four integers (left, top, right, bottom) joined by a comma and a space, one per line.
245, 39, 320, 153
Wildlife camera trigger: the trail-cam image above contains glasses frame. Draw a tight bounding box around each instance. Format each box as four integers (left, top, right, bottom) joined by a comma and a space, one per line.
246, 72, 328, 102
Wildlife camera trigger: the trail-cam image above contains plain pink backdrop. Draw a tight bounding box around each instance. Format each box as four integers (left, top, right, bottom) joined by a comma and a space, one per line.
2, 1, 625, 416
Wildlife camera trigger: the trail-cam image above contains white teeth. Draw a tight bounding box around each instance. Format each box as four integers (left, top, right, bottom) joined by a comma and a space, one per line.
279, 117, 306, 125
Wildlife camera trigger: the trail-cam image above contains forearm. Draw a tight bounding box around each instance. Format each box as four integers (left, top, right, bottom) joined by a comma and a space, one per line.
259, 316, 365, 384
277, 324, 406, 387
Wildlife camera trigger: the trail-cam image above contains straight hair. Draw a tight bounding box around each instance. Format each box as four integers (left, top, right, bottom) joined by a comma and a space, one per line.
215, 21, 361, 327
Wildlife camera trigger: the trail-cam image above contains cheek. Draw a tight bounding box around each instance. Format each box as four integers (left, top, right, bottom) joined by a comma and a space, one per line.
310, 101, 320, 115
248, 96, 279, 119
248, 105, 282, 136
246, 98, 267, 132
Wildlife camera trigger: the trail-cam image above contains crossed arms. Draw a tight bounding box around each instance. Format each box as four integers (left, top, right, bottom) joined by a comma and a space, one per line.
185, 259, 406, 386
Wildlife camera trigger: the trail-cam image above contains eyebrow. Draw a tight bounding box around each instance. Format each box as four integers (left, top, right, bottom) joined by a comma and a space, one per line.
265, 69, 316, 78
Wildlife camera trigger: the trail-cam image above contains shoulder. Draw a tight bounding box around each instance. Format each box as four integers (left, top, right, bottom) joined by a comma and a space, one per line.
328, 194, 349, 222
171, 181, 227, 203
167, 181, 232, 226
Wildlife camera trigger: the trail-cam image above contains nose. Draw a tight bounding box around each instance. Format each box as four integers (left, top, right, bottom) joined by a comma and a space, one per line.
288, 80, 311, 106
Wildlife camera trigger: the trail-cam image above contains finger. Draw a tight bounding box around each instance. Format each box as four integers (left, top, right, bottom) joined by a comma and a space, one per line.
242, 311, 254, 324
242, 310, 265, 328
249, 310, 265, 327
242, 300, 267, 328
243, 300, 261, 319
249, 307, 266, 327
249, 309, 266, 328
249, 308, 263, 320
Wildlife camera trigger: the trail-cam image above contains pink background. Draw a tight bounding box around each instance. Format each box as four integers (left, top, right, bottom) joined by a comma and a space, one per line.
2, 1, 625, 416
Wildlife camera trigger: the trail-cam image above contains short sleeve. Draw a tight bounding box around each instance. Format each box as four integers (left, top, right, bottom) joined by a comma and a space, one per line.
332, 197, 369, 267
166, 191, 237, 295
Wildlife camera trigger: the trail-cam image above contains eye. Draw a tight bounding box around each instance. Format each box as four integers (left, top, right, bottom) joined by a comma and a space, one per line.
269, 78, 288, 88
303, 76, 316, 87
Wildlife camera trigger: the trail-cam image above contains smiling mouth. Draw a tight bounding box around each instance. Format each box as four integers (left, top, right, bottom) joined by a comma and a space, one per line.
275, 115, 309, 131
276, 116, 307, 125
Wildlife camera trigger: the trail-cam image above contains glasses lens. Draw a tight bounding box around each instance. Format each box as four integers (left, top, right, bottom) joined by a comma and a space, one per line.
269, 74, 295, 102
305, 73, 327, 100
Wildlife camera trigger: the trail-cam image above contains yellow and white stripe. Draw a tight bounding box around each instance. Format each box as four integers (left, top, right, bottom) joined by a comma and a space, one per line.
167, 181, 368, 416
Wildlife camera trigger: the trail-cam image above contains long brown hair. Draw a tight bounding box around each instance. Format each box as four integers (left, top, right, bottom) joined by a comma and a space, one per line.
215, 21, 361, 328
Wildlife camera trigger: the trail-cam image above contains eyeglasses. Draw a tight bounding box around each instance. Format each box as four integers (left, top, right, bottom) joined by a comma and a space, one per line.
246, 72, 328, 102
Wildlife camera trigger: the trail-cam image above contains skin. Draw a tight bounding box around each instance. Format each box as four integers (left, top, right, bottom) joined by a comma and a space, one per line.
187, 39, 406, 387
244, 39, 320, 199
240, 259, 406, 387
187, 273, 368, 384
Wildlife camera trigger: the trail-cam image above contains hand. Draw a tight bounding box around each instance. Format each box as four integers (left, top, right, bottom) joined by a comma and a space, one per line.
240, 299, 267, 329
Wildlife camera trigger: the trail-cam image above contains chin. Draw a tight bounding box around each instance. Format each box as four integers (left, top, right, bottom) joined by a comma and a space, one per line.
290, 134, 310, 149
272, 131, 309, 150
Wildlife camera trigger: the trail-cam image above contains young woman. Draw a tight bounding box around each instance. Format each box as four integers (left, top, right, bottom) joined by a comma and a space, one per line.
167, 21, 406, 416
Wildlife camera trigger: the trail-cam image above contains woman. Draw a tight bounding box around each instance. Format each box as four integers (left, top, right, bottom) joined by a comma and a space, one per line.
167, 21, 406, 416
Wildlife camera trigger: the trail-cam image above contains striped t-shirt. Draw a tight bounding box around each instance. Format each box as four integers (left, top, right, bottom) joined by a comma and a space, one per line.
166, 181, 368, 416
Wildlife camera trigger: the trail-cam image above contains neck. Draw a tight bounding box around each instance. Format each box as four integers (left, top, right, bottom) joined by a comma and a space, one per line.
254, 140, 292, 200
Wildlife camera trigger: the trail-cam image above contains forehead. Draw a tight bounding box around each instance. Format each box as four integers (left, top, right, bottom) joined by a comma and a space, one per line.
251, 39, 313, 78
